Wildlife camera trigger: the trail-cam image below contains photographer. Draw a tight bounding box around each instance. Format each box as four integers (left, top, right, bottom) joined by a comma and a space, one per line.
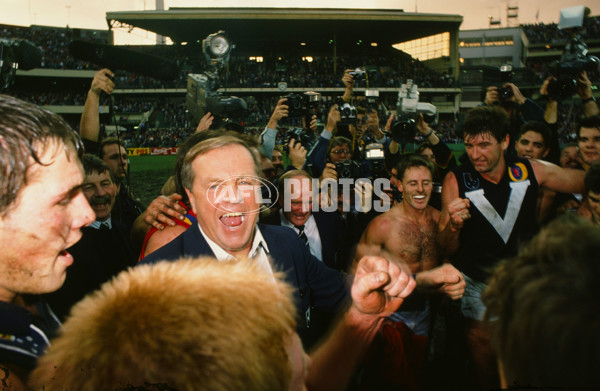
307, 104, 390, 179
259, 97, 319, 173
481, 82, 545, 154
258, 98, 288, 159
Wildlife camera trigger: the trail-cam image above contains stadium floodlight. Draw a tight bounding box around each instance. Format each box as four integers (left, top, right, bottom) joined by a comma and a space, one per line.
202, 31, 232, 69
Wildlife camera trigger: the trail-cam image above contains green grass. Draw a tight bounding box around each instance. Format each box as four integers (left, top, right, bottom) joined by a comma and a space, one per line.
127, 145, 466, 208
128, 155, 177, 208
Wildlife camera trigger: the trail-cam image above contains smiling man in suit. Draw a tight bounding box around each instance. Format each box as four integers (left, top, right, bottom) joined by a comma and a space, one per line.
262, 169, 349, 271
140, 135, 416, 366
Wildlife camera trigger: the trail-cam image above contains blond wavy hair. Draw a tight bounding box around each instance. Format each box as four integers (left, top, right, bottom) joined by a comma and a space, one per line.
30, 257, 296, 391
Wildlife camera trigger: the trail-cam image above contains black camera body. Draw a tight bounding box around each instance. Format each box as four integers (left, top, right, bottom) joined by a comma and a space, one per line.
1, 39, 42, 90
338, 102, 358, 126
284, 91, 321, 118
497, 64, 514, 102
498, 87, 513, 101
282, 127, 318, 153
548, 35, 599, 101
348, 67, 367, 82
335, 160, 362, 180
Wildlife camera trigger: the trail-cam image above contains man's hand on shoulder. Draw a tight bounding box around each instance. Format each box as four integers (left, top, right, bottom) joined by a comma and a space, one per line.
143, 193, 187, 230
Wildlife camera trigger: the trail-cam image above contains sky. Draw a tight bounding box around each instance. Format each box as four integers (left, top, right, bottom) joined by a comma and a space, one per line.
0, 0, 593, 44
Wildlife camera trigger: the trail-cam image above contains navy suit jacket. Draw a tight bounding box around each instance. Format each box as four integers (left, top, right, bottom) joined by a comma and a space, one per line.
140, 223, 350, 345
261, 211, 347, 271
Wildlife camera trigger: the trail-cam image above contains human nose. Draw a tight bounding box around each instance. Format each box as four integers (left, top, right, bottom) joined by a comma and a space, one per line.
95, 183, 106, 195
231, 182, 252, 204
73, 192, 95, 227
416, 182, 424, 192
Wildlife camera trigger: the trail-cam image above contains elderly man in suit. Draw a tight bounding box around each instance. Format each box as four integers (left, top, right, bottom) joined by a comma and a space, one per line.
140, 135, 415, 355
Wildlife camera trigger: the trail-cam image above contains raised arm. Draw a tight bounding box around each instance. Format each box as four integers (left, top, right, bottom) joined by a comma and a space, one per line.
341, 69, 354, 103
80, 68, 114, 142
307, 255, 415, 391
258, 98, 289, 158
577, 71, 599, 117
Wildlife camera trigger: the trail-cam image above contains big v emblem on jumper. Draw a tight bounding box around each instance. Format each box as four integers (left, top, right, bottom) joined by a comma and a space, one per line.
465, 180, 530, 243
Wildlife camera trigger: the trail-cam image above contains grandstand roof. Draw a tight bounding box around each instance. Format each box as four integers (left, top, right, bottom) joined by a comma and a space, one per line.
106, 8, 462, 52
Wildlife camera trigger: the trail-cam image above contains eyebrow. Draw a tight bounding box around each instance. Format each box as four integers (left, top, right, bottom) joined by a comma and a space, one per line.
54, 183, 84, 202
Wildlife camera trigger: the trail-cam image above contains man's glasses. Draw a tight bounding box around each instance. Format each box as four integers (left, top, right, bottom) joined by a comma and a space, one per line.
331, 149, 350, 155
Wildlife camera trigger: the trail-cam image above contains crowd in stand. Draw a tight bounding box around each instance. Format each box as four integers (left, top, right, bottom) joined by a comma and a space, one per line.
1, 14, 600, 391
522, 14, 600, 45
1, 20, 598, 149
2, 53, 600, 389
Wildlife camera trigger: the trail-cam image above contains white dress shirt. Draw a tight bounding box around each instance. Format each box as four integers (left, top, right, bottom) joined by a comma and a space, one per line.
279, 209, 323, 262
197, 223, 274, 276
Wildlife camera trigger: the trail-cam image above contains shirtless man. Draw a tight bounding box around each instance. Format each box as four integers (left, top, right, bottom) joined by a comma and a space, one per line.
355, 154, 465, 336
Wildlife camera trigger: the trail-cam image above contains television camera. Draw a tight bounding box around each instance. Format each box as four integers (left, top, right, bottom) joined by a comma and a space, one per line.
547, 6, 600, 101
0, 39, 42, 90
390, 80, 437, 144
186, 31, 247, 124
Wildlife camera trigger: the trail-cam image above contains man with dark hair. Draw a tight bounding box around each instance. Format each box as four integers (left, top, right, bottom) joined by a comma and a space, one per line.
358, 154, 464, 327
481, 81, 545, 154
78, 68, 186, 253
514, 121, 558, 224
514, 121, 552, 161
559, 143, 582, 169
95, 136, 144, 232
0, 94, 95, 389
577, 115, 600, 170
45, 154, 136, 320
352, 154, 464, 389
439, 105, 585, 389
483, 216, 600, 389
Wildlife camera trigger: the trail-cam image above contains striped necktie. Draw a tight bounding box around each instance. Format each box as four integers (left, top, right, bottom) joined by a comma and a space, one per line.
295, 225, 308, 245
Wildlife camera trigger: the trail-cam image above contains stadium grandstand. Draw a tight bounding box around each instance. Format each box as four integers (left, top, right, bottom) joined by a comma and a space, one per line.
1, 6, 599, 147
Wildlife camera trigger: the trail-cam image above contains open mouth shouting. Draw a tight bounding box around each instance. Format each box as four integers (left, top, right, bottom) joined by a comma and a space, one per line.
220, 212, 245, 228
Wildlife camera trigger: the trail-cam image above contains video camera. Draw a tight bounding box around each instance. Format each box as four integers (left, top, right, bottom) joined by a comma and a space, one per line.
186, 73, 246, 122
186, 31, 247, 124
547, 6, 600, 101
0, 39, 42, 90
390, 80, 437, 144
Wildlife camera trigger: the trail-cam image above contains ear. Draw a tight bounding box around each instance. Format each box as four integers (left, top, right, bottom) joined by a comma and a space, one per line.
185, 188, 197, 215
500, 134, 510, 151
542, 148, 550, 158
397, 180, 404, 194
